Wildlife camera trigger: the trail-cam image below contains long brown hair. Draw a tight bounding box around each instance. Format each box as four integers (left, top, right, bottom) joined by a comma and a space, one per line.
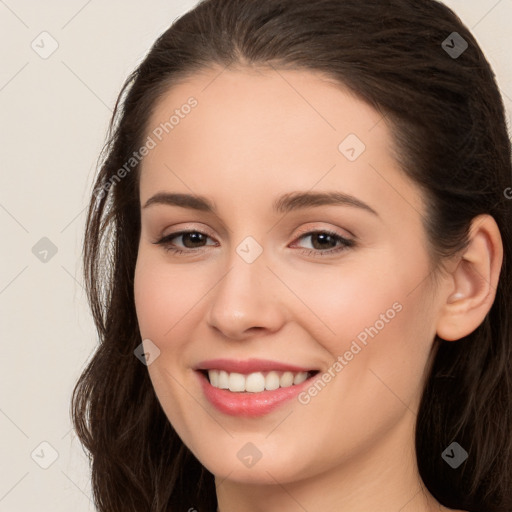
71, 1, 512, 510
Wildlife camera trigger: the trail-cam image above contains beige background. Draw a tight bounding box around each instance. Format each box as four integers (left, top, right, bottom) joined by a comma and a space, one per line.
1, 1, 511, 510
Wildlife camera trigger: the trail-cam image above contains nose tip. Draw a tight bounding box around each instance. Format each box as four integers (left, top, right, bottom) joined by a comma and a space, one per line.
205, 258, 285, 341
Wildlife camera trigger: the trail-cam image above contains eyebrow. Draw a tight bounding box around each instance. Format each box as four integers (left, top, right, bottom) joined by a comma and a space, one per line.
142, 191, 379, 216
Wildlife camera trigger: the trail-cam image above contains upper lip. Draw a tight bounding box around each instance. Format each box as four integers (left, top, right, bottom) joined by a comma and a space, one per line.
195, 358, 316, 374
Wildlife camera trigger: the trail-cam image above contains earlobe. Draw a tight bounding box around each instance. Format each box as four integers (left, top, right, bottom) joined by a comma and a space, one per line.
436, 215, 503, 342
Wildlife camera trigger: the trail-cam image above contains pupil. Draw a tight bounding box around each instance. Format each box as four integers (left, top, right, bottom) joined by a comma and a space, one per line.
185, 232, 205, 247
313, 233, 335, 250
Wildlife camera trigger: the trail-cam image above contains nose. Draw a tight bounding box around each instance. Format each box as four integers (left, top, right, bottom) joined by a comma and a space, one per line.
205, 247, 286, 341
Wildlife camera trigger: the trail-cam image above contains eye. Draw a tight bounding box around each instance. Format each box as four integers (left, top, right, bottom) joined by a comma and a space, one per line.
153, 228, 355, 257
291, 229, 355, 257
153, 230, 218, 255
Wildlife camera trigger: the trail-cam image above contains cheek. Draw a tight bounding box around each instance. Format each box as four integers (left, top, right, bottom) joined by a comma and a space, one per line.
327, 278, 435, 419
134, 262, 167, 340
295, 277, 435, 457
289, 248, 436, 400
134, 255, 203, 341
269, 251, 412, 356
133, 255, 207, 434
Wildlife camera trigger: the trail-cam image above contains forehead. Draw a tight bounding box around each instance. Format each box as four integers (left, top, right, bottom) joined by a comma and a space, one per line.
138, 66, 424, 221
144, 66, 387, 157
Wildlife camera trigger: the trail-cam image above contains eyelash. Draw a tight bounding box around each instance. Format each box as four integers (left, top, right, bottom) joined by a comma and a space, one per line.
153, 228, 355, 257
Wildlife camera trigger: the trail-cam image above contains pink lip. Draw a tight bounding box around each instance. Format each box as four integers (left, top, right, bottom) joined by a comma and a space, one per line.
194, 359, 319, 417
195, 358, 314, 374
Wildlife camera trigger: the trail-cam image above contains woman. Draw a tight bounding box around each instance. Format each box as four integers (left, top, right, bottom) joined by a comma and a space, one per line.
72, 0, 512, 511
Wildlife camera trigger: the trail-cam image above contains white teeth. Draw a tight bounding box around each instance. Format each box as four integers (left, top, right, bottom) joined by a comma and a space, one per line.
206, 369, 310, 392
228, 372, 246, 392
280, 371, 294, 387
245, 372, 265, 392
265, 371, 280, 390
218, 370, 229, 389
293, 372, 308, 385
209, 369, 219, 387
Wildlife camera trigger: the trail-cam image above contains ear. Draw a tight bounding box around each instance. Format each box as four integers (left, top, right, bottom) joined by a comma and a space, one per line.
436, 214, 503, 341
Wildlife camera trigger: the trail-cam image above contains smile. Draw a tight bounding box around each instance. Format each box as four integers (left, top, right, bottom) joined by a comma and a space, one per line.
205, 369, 313, 392
194, 358, 320, 417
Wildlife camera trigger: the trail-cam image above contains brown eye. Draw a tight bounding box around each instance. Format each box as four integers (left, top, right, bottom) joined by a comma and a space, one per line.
175, 232, 208, 248
153, 230, 218, 254
292, 230, 355, 257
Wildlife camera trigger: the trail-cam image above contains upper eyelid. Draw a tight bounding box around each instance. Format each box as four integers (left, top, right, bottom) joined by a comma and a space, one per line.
158, 221, 355, 239
294, 225, 355, 240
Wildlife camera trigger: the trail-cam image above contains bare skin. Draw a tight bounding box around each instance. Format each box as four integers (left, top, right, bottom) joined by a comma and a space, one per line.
134, 66, 502, 512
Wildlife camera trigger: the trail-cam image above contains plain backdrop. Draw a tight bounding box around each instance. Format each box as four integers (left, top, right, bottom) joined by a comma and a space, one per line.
1, 1, 511, 510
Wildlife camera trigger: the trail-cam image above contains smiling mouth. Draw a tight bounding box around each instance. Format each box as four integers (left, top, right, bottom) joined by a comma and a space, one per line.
199, 369, 320, 393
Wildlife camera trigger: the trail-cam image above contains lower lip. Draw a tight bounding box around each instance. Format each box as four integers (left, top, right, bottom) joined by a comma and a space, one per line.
196, 371, 316, 417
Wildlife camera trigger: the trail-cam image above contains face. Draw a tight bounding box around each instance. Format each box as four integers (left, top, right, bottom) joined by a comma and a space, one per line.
134, 66, 442, 485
